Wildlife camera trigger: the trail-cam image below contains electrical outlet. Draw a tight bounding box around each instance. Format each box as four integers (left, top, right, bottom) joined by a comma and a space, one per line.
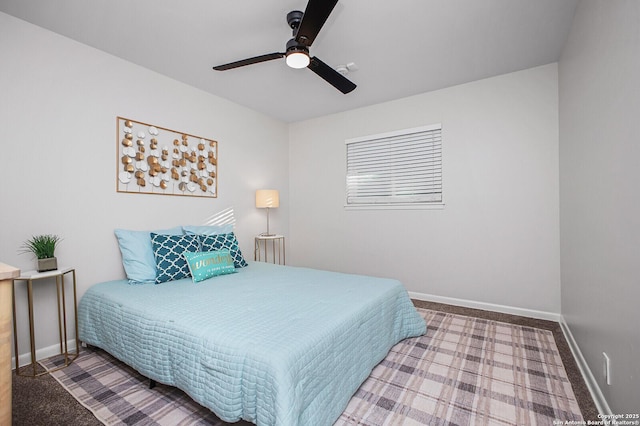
603, 352, 611, 385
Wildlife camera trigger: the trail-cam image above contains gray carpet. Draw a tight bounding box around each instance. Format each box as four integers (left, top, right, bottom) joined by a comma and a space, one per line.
12, 300, 598, 425
13, 362, 101, 426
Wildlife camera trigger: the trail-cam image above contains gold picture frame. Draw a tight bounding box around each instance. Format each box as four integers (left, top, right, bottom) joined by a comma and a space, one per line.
116, 117, 218, 198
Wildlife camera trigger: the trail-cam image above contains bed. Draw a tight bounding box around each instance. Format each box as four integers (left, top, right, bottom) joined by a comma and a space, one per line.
78, 260, 426, 426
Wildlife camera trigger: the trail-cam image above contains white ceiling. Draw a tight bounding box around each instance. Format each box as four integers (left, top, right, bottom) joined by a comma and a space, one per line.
0, 0, 578, 123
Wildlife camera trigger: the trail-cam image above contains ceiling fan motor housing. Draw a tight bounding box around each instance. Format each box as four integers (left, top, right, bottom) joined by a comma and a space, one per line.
286, 38, 309, 55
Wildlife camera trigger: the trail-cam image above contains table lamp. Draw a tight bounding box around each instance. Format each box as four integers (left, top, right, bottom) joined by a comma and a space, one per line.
255, 189, 279, 236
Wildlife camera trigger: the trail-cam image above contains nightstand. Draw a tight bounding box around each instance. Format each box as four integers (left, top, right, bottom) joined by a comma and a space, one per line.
255, 235, 285, 265
12, 267, 79, 376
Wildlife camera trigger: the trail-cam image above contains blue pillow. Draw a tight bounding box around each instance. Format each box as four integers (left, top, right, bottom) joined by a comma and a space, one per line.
183, 250, 237, 282
200, 232, 248, 268
114, 227, 183, 284
183, 224, 234, 236
151, 233, 201, 283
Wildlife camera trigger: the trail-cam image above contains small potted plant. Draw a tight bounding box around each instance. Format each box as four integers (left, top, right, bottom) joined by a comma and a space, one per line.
19, 234, 62, 272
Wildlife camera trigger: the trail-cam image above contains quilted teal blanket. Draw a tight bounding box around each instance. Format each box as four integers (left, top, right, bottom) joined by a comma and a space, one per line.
78, 262, 426, 426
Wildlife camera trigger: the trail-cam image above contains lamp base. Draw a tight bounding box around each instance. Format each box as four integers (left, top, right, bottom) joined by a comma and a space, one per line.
262, 207, 276, 237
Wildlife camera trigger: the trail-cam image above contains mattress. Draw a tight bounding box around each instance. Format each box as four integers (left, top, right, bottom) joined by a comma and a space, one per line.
78, 261, 426, 426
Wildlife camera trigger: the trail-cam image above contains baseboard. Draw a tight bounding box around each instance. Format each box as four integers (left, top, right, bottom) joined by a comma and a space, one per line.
559, 317, 611, 416
408, 291, 562, 322
12, 339, 78, 370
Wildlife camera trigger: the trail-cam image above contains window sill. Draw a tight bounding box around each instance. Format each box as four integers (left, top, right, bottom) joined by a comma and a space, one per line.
344, 203, 445, 211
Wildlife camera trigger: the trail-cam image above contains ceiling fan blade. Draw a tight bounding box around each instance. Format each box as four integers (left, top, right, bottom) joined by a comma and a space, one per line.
213, 52, 284, 71
295, 0, 339, 47
308, 56, 356, 94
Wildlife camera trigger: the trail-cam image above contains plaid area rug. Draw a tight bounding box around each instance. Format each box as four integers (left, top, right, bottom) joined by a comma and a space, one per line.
41, 348, 225, 425
40, 308, 583, 426
335, 309, 582, 425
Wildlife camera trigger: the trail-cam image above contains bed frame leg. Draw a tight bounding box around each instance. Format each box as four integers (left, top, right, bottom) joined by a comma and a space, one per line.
149, 379, 156, 389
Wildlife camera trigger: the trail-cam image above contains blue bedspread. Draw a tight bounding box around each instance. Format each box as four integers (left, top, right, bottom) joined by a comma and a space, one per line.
78, 262, 426, 426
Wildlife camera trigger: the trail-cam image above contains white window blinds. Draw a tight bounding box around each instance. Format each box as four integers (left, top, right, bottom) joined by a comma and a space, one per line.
346, 124, 442, 205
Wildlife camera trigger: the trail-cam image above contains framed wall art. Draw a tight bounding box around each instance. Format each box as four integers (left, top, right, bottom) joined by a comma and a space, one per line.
116, 117, 217, 198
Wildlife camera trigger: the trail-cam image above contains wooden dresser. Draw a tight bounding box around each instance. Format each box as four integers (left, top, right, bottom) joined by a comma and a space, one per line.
0, 263, 20, 425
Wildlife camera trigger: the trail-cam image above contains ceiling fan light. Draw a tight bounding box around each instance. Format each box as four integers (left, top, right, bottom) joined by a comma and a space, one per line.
286, 51, 310, 69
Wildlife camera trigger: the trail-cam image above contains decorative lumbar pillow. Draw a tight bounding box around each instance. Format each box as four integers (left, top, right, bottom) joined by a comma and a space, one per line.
151, 233, 201, 284
114, 226, 183, 284
183, 224, 234, 236
199, 232, 248, 268
183, 250, 237, 282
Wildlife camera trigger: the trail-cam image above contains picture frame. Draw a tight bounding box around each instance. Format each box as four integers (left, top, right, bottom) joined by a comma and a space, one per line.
116, 117, 218, 198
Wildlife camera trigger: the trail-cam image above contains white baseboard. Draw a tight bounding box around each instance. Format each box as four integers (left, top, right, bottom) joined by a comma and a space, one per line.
12, 339, 78, 370
408, 291, 562, 322
559, 318, 611, 416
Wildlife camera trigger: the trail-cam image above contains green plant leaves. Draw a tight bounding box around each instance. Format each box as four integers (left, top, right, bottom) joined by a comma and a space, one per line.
19, 234, 62, 259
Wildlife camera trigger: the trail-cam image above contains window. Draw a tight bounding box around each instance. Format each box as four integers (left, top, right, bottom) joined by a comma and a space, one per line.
345, 124, 442, 207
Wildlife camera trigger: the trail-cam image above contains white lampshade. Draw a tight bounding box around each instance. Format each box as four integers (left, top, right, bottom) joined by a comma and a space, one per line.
285, 51, 310, 69
256, 189, 279, 208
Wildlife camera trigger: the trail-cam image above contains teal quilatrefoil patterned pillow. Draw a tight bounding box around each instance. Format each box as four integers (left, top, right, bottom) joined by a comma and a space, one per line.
199, 232, 248, 268
151, 233, 201, 283
183, 250, 237, 282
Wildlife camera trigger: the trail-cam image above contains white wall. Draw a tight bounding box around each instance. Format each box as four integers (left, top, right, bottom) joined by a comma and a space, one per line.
0, 12, 289, 356
289, 64, 560, 314
559, 0, 640, 413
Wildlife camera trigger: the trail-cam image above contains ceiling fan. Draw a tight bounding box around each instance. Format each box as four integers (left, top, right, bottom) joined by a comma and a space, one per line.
212, 0, 356, 94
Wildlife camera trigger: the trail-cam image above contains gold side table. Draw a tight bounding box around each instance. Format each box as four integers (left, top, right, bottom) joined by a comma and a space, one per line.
255, 235, 285, 265
12, 267, 79, 377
